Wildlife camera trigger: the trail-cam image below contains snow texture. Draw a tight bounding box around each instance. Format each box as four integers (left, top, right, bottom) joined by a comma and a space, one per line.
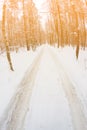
0, 44, 87, 130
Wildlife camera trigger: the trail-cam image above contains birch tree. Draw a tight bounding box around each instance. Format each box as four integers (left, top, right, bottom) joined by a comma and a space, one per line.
2, 0, 14, 71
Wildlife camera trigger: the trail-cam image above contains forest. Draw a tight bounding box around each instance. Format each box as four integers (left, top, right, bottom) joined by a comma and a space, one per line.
0, 0, 87, 70
0, 1, 87, 129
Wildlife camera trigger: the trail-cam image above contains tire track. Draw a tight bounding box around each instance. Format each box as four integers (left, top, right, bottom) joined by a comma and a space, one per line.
0, 48, 44, 130
49, 47, 87, 130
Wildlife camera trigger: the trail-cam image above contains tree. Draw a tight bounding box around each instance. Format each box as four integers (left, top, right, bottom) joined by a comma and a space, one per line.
22, 0, 30, 50
48, 0, 87, 58
2, 0, 14, 71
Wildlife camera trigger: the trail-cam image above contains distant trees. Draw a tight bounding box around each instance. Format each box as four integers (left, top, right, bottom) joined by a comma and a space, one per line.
47, 0, 87, 59
22, 0, 30, 50
22, 0, 45, 50
0, 0, 45, 48
1, 0, 87, 62
46, 16, 56, 45
0, 0, 45, 70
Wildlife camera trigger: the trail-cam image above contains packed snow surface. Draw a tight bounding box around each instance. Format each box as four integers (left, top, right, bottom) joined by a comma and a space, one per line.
0, 47, 41, 118
0, 44, 87, 130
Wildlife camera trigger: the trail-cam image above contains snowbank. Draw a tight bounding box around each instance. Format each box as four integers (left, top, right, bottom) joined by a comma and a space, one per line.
51, 45, 87, 118
0, 47, 40, 118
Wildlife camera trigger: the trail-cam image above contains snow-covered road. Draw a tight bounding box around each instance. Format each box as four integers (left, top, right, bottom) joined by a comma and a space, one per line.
0, 45, 87, 130
49, 47, 87, 130
0, 48, 44, 130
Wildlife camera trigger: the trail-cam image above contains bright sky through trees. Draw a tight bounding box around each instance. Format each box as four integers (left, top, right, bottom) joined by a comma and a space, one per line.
0, 0, 3, 20
0, 0, 46, 19
33, 0, 44, 11
0, 0, 47, 26
33, 0, 48, 27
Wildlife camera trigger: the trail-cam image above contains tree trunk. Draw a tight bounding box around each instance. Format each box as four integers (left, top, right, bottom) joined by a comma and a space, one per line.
2, 3, 14, 71
22, 0, 30, 51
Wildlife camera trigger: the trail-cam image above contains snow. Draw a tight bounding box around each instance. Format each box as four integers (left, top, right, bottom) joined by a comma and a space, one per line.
0, 44, 87, 129
24, 47, 73, 130
0, 47, 40, 118
51, 45, 87, 119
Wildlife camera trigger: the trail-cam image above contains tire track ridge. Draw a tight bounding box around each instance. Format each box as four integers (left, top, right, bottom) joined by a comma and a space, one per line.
0, 48, 44, 130
49, 47, 87, 130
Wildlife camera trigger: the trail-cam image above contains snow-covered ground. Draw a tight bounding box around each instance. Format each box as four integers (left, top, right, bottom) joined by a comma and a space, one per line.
51, 45, 87, 119
24, 47, 73, 130
0, 44, 87, 130
0, 47, 41, 119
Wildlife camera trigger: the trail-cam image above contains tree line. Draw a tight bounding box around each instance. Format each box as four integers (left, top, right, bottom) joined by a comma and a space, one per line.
0, 0, 87, 71
0, 0, 46, 70
46, 0, 87, 59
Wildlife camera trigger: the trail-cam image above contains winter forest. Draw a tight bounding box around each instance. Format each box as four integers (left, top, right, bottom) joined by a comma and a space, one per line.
0, 0, 87, 70
0, 0, 87, 130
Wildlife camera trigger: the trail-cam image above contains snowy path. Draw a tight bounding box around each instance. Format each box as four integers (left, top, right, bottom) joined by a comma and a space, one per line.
0, 45, 87, 130
24, 46, 87, 130
24, 47, 73, 130
0, 48, 44, 130
49, 47, 87, 130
